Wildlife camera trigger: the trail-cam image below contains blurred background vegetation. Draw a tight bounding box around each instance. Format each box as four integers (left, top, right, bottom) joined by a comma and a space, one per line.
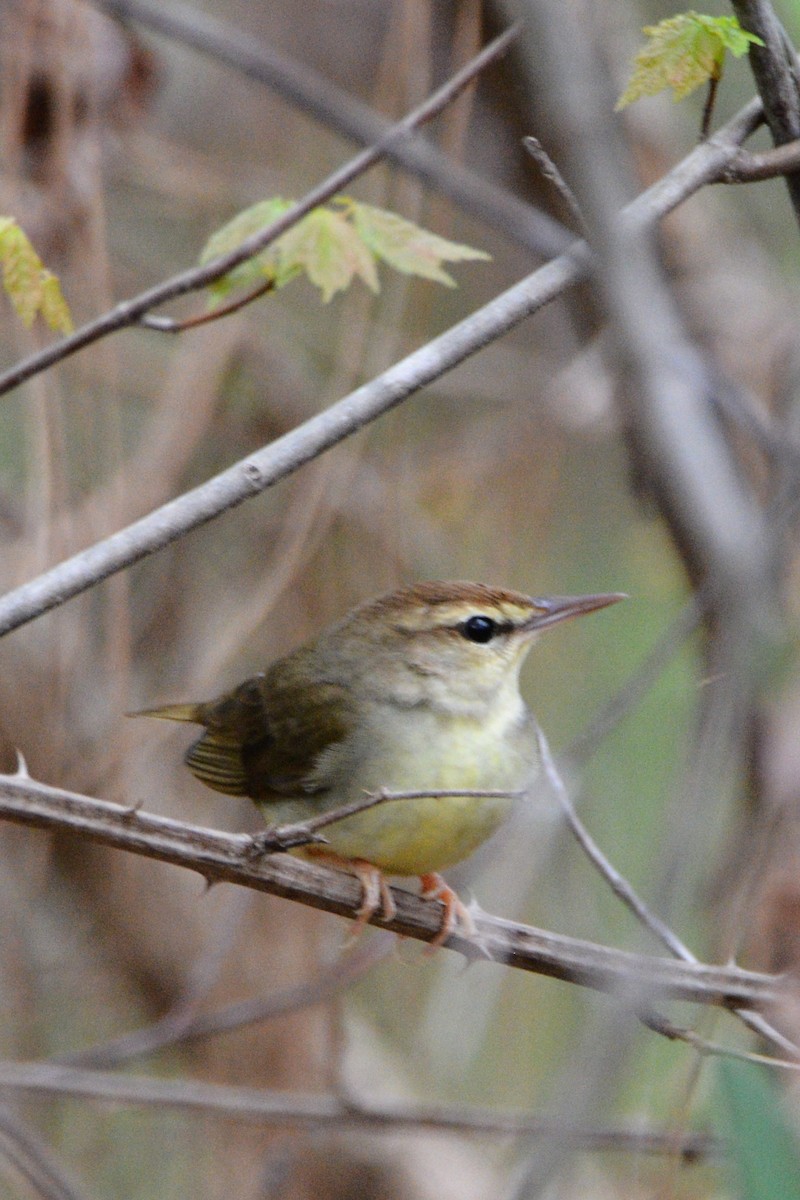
1, 1, 800, 1197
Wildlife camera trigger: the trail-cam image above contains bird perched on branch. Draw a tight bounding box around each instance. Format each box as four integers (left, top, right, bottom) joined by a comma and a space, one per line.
136, 581, 623, 945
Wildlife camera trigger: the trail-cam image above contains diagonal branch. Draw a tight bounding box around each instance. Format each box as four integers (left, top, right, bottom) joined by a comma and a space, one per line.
0, 98, 763, 640
0, 1106, 90, 1200
537, 727, 799, 1058
91, 0, 570, 260
0, 20, 525, 399
0, 771, 782, 1010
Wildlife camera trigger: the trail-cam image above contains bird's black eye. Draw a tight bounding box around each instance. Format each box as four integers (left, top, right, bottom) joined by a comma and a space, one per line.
461, 615, 497, 644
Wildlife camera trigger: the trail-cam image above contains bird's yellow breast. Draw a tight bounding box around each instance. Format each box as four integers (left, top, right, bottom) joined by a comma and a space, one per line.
260, 702, 537, 875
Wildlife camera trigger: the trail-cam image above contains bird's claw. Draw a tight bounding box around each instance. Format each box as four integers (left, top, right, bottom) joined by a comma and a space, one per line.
418, 873, 492, 957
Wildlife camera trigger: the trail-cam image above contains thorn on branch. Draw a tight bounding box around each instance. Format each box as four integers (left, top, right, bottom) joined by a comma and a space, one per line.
244, 826, 331, 859
13, 750, 30, 779
120, 797, 146, 820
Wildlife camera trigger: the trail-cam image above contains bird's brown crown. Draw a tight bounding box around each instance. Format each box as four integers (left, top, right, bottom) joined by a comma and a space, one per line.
354, 581, 538, 634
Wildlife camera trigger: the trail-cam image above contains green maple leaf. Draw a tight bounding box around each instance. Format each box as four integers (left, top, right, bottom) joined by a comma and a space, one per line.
199, 198, 296, 302
199, 196, 490, 306
616, 12, 764, 108
276, 207, 379, 302
0, 217, 73, 333
349, 201, 490, 286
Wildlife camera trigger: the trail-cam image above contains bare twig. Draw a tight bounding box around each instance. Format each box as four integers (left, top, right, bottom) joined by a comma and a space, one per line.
535, 726, 799, 1058
59, 937, 391, 1067
0, 1061, 717, 1159
640, 1010, 800, 1071
701, 75, 720, 141
523, 136, 589, 236
0, 20, 521, 399
0, 99, 764, 640
91, 0, 570, 260
140, 279, 275, 332
252, 786, 524, 852
0, 1106, 91, 1200
536, 725, 688, 959
0, 770, 782, 1008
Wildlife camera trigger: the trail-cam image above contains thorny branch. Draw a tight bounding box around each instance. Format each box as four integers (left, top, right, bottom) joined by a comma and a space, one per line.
0, 769, 782, 1010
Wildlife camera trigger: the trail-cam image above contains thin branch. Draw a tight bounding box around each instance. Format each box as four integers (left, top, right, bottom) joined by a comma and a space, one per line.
91, 0, 570, 260
139, 279, 275, 332
700, 74, 720, 141
640, 1010, 800, 1072
0, 771, 782, 1009
0, 1061, 717, 1160
719, 136, 800, 181
536, 726, 799, 1058
0, 20, 522, 399
523, 136, 589, 236
0, 99, 764, 640
536, 725, 688, 960
252, 786, 524, 851
59, 937, 392, 1068
0, 1106, 91, 1200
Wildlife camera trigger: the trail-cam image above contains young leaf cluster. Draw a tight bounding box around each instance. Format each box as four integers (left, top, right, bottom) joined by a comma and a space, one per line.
199, 197, 490, 305
0, 217, 73, 333
616, 11, 764, 108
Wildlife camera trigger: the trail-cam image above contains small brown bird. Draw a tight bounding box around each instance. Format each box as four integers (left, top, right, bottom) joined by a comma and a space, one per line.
137, 581, 623, 943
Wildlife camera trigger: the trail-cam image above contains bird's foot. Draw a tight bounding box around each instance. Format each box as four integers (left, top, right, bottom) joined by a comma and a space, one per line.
306, 851, 396, 944
418, 872, 477, 952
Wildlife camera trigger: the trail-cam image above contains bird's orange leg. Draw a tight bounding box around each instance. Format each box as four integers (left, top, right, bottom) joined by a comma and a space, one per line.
418, 873, 476, 950
307, 851, 396, 937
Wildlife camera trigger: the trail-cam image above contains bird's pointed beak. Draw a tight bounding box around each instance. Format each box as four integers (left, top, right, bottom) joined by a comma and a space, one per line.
522, 592, 627, 633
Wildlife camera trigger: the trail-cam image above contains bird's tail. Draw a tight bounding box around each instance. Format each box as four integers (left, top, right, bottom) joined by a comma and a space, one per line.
128, 702, 204, 724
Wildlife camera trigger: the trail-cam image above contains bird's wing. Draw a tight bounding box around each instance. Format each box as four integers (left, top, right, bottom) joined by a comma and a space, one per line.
185, 672, 354, 801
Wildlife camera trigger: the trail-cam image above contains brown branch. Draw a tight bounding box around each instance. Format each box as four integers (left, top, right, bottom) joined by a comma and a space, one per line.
522, 136, 589, 236
701, 74, 720, 141
0, 1061, 717, 1160
139, 279, 275, 332
0, 770, 782, 1010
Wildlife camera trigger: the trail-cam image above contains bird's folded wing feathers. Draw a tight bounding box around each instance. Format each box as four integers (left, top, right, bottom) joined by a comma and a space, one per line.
184, 674, 354, 800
